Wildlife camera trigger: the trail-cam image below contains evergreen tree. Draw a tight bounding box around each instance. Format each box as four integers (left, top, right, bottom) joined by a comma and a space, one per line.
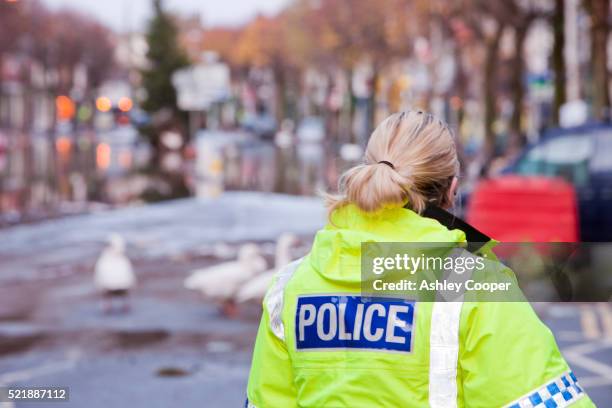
139, 0, 190, 201
141, 0, 190, 115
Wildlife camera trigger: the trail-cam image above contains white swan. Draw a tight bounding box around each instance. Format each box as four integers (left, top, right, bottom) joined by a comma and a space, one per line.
184, 243, 267, 315
197, 241, 237, 260
236, 233, 299, 303
94, 233, 136, 314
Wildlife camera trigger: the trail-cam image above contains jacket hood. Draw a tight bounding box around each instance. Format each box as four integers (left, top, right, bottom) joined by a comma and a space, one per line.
307, 204, 467, 285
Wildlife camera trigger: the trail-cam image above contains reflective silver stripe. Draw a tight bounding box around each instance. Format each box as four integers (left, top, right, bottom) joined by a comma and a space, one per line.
429, 248, 476, 407
429, 301, 462, 408
264, 258, 304, 341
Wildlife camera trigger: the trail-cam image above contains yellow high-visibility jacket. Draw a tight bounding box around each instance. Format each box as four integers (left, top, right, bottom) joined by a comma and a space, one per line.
246, 204, 595, 408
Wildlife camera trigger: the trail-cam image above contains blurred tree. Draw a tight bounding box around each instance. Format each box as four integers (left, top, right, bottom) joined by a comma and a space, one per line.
141, 0, 190, 116
304, 0, 412, 71
0, 2, 25, 54
301, 0, 414, 137
44, 10, 115, 93
504, 1, 548, 148
78, 22, 115, 89
584, 0, 610, 120
551, 0, 566, 126
449, 0, 505, 162
201, 27, 242, 69
452, 0, 545, 159
140, 0, 191, 200
429, 1, 474, 134
0, 1, 26, 128
508, 23, 529, 146
299, 0, 362, 135
234, 15, 291, 120
482, 20, 504, 160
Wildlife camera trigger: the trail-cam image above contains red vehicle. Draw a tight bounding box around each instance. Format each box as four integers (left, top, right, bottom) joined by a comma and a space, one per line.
466, 175, 579, 242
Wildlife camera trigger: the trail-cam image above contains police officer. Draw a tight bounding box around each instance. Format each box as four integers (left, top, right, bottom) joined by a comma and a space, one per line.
246, 111, 595, 407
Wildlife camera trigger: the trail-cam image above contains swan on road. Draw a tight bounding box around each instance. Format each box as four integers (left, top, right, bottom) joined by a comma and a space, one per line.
185, 243, 267, 316
94, 233, 136, 314
236, 233, 299, 303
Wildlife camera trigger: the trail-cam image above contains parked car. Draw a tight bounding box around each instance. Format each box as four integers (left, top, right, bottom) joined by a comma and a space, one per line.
502, 123, 612, 241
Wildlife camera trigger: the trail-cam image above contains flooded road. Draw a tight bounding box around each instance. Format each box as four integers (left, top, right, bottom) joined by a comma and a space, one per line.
0, 193, 323, 407
0, 193, 610, 406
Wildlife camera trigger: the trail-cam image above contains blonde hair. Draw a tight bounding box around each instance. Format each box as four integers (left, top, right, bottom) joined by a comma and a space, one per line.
327, 111, 459, 215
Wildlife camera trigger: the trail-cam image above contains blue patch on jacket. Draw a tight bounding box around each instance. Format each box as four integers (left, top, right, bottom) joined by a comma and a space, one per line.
295, 295, 415, 353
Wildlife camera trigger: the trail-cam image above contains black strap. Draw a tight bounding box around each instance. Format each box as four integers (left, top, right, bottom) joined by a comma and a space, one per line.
420, 205, 491, 253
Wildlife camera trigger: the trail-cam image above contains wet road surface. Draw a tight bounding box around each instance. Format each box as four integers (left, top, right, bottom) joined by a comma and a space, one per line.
0, 193, 610, 407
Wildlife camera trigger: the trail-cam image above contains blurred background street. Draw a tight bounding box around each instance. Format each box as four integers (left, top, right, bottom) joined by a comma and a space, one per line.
0, 0, 611, 406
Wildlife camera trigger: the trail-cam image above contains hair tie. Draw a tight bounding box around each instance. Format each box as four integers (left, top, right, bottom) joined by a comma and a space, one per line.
378, 160, 395, 169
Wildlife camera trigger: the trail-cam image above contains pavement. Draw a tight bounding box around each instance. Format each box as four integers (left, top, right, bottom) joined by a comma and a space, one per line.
538, 303, 612, 402
0, 193, 610, 407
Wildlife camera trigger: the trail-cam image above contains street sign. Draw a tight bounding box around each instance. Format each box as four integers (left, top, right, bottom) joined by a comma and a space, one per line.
172, 63, 230, 111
